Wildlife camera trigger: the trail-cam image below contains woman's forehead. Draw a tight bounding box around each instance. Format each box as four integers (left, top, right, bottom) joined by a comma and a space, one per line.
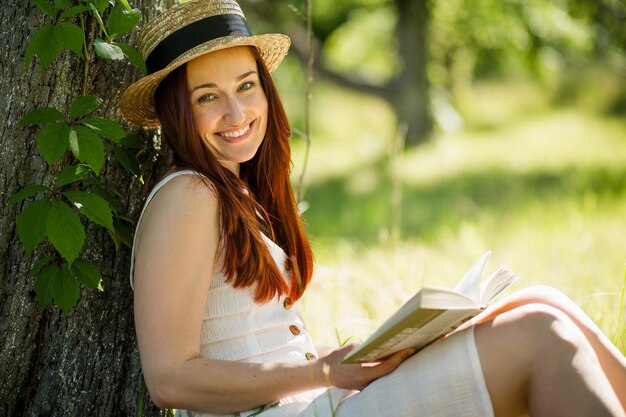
186, 46, 256, 82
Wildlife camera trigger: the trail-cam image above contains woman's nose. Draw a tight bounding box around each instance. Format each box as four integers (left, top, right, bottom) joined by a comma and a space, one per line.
223, 97, 246, 125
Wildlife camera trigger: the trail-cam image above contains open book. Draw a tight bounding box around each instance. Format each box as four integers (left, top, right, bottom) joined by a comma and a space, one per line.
342, 251, 519, 364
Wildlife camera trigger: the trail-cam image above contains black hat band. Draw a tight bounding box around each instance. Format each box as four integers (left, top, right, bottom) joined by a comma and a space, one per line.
145, 14, 253, 75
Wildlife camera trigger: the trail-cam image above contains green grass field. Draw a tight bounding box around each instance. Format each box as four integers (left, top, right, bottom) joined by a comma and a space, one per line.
290, 80, 626, 353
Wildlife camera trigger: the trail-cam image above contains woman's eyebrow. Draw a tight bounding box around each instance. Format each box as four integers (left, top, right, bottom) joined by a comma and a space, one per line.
190, 70, 258, 93
236, 70, 257, 81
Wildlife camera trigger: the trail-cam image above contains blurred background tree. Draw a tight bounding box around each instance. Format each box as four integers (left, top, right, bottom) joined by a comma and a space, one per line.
241, 0, 625, 143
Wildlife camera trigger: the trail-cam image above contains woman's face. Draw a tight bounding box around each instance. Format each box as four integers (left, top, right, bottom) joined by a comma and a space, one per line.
186, 46, 268, 173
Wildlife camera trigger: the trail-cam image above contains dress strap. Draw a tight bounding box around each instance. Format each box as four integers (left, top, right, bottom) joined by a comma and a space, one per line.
129, 169, 205, 289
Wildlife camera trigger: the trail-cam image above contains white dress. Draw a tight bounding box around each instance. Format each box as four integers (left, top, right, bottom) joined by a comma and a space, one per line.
131, 170, 495, 417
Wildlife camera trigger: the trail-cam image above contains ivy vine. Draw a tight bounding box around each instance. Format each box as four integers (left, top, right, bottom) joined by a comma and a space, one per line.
10, 0, 146, 314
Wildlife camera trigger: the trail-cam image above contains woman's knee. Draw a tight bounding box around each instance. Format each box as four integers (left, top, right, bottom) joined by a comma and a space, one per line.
485, 302, 592, 358
474, 304, 577, 415
509, 284, 576, 312
476, 303, 603, 416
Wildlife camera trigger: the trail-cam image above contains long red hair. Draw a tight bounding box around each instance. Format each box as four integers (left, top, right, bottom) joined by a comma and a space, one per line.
153, 47, 313, 303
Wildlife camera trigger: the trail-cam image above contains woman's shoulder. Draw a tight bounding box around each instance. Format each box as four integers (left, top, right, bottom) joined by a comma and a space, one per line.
152, 169, 216, 202
140, 170, 219, 228
131, 170, 220, 289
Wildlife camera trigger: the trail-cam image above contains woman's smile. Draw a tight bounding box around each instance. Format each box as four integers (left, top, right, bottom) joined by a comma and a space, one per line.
216, 120, 254, 142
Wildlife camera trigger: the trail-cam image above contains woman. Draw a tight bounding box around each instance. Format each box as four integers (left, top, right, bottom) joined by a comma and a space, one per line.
121, 1, 626, 416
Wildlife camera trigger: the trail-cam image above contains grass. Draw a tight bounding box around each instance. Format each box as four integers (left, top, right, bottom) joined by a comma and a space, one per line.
290, 79, 626, 354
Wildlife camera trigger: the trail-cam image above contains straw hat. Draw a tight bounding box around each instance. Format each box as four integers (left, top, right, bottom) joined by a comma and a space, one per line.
120, 0, 291, 127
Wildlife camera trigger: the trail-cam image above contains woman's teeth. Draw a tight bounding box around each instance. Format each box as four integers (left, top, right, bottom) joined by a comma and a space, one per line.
219, 125, 250, 138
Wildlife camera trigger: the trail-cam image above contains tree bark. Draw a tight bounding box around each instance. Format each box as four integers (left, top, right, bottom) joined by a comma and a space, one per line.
392, 0, 433, 144
0, 1, 171, 415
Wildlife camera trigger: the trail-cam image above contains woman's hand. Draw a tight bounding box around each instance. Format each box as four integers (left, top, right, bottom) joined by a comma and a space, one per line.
316, 344, 415, 391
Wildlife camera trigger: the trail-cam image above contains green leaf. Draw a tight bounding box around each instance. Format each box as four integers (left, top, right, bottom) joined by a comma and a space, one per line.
19, 107, 65, 126
47, 200, 85, 266
55, 164, 90, 188
53, 266, 80, 314
60, 5, 90, 18
54, 0, 72, 8
16, 198, 51, 254
113, 220, 133, 249
54, 22, 84, 57
88, 2, 107, 25
120, 134, 144, 149
31, 255, 56, 278
71, 126, 105, 174
8, 185, 48, 206
114, 42, 147, 74
25, 25, 62, 69
33, 0, 56, 18
69, 127, 78, 149
107, 5, 141, 39
91, 0, 109, 13
114, 146, 140, 176
63, 190, 114, 231
92, 186, 118, 211
103, 141, 115, 153
117, 0, 132, 11
36, 122, 70, 164
69, 95, 102, 119
71, 258, 102, 289
34, 264, 60, 307
93, 38, 124, 60
81, 117, 126, 141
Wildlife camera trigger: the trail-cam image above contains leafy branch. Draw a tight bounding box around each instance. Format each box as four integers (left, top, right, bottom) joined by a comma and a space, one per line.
12, 0, 146, 314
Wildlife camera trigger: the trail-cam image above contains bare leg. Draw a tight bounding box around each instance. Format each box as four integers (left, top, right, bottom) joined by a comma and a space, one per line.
473, 285, 626, 411
474, 303, 625, 417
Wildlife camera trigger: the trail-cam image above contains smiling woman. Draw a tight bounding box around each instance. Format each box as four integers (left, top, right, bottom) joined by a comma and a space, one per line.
120, 1, 626, 417
186, 47, 268, 172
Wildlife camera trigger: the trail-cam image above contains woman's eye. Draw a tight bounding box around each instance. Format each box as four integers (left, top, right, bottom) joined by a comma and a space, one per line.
197, 93, 217, 104
239, 81, 255, 92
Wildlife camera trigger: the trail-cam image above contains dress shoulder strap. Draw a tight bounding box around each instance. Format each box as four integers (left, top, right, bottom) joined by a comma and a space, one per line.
129, 169, 206, 289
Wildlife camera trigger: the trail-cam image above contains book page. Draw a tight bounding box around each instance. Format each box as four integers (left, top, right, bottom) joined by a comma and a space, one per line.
479, 266, 519, 305
452, 250, 491, 302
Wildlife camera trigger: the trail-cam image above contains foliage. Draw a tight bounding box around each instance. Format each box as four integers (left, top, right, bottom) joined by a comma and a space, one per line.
322, 5, 398, 84
265, 0, 624, 110
315, 0, 609, 87
428, 0, 599, 94
12, 0, 145, 314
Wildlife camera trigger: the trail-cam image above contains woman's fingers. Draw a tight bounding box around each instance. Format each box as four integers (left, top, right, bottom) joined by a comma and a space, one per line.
365, 348, 416, 379
322, 346, 415, 391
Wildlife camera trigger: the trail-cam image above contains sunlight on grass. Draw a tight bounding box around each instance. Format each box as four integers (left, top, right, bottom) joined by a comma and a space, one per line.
291, 81, 626, 353
399, 111, 626, 187
455, 80, 552, 130
291, 83, 395, 184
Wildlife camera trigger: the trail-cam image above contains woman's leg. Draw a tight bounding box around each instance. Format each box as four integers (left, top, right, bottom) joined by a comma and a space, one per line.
475, 303, 625, 417
474, 285, 626, 410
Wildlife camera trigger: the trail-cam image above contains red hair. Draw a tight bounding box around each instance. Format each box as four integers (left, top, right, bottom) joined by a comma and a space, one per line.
153, 48, 313, 303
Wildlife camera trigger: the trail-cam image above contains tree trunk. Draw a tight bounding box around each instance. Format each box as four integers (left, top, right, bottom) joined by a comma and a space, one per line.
392, 0, 433, 145
0, 1, 171, 415
249, 0, 434, 146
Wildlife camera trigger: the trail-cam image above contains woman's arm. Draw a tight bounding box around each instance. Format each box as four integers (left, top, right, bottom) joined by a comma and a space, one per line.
133, 175, 411, 413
